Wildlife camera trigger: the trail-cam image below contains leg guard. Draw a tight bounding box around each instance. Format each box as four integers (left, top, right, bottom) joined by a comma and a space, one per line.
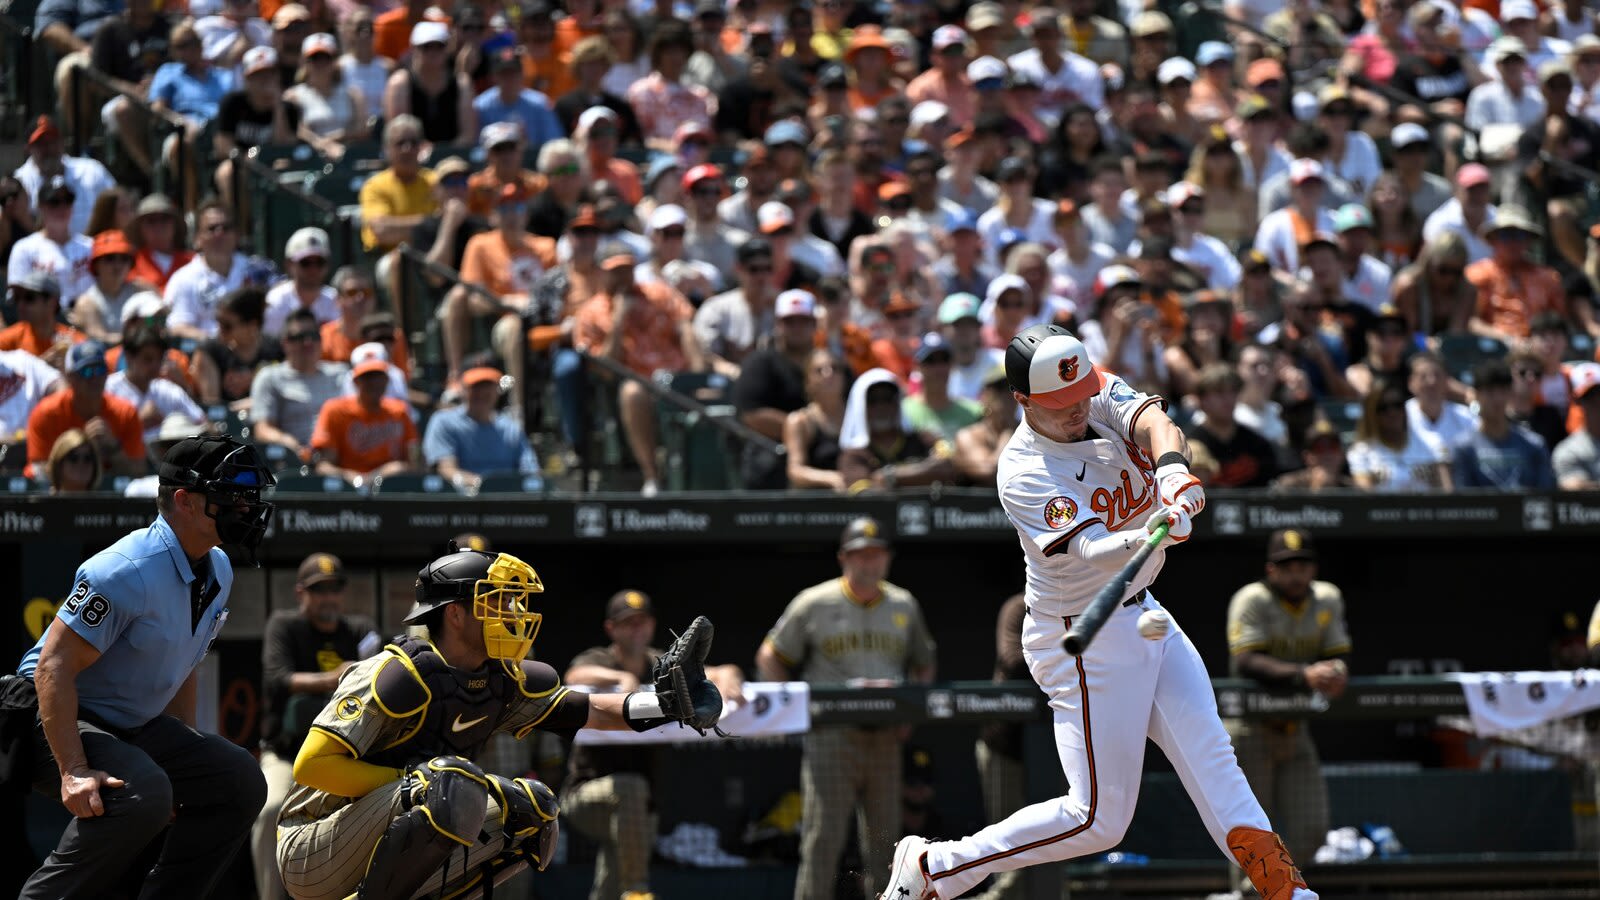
1228, 826, 1309, 900
357, 758, 490, 899
488, 774, 560, 871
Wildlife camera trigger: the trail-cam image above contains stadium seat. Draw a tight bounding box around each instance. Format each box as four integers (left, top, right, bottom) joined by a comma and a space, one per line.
655, 372, 738, 492
1317, 398, 1364, 440
370, 473, 456, 494
1438, 334, 1508, 382
476, 473, 547, 494
271, 473, 363, 494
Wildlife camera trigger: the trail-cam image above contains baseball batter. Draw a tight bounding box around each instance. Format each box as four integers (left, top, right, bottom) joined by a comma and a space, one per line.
881, 324, 1318, 900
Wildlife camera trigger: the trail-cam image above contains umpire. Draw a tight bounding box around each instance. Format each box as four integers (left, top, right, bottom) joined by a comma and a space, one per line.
756, 516, 937, 900
10, 434, 275, 898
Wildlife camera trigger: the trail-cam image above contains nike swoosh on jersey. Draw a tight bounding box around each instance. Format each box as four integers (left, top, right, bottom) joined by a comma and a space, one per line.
451, 714, 488, 732
1075, 462, 1087, 481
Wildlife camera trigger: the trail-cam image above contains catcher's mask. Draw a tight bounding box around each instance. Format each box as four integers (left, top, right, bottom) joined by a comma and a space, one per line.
158, 435, 276, 565
408, 548, 543, 661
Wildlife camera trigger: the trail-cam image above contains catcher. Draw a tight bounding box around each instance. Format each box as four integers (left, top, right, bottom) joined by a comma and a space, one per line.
274, 545, 723, 900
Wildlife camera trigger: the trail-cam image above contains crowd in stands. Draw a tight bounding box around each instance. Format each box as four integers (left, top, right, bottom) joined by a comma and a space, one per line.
6, 0, 1600, 495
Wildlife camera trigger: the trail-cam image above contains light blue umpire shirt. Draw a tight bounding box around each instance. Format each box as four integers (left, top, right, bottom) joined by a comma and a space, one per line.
17, 514, 234, 731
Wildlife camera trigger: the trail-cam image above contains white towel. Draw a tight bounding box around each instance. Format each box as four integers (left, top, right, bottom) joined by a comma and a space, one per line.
1444, 670, 1600, 737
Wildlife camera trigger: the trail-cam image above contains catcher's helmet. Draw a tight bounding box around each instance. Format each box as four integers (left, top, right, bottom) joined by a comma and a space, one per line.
406, 547, 545, 661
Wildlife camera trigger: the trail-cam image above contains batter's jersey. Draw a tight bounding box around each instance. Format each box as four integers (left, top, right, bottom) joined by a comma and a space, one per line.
278, 642, 585, 827
765, 578, 937, 684
1226, 581, 1352, 672
17, 515, 233, 730
996, 371, 1168, 651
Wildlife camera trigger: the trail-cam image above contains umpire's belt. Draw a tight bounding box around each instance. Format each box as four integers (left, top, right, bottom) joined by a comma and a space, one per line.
1121, 589, 1151, 608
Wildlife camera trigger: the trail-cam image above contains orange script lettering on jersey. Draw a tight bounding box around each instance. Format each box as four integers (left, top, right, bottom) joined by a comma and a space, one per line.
1090, 468, 1155, 531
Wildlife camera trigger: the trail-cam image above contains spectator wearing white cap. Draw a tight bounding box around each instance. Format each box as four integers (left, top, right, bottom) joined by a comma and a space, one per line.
754, 201, 830, 290
264, 228, 339, 337
730, 288, 820, 488
1467, 37, 1547, 132
1188, 42, 1238, 125
636, 204, 721, 299
1386, 123, 1454, 222
1005, 10, 1101, 130
575, 105, 644, 205
1154, 56, 1204, 147
475, 45, 564, 151
908, 25, 978, 128
383, 19, 476, 144
1422, 163, 1498, 265
339, 340, 415, 414
1254, 159, 1338, 273
1571, 35, 1600, 122
1498, 0, 1571, 77
214, 45, 299, 211
286, 31, 371, 160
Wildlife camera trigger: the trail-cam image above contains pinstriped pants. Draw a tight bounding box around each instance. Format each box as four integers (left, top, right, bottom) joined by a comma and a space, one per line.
563, 773, 657, 900
276, 779, 513, 900
794, 726, 903, 900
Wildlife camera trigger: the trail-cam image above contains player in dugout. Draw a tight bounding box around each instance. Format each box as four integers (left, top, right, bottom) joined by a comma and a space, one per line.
272, 544, 725, 900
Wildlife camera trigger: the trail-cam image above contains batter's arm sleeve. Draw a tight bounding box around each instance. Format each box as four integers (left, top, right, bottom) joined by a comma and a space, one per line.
1317, 584, 1353, 657
998, 469, 1102, 559
293, 728, 404, 797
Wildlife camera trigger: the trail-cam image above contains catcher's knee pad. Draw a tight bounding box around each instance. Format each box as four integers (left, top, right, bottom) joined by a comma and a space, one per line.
489, 774, 560, 871
408, 755, 492, 846
1228, 826, 1308, 900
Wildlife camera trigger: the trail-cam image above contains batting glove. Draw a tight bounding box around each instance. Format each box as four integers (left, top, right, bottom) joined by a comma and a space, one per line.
1155, 460, 1205, 518
1143, 505, 1192, 547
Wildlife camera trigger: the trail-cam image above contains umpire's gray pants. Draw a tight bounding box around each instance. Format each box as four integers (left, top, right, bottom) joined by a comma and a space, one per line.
24, 713, 267, 900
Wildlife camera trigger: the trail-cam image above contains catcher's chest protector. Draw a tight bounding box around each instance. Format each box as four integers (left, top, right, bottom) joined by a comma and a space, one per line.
365, 637, 517, 767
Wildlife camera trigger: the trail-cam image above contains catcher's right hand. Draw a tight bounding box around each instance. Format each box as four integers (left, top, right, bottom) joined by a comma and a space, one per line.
652, 616, 725, 735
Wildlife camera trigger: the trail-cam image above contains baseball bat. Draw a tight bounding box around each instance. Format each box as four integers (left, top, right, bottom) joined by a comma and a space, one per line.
1062, 521, 1169, 656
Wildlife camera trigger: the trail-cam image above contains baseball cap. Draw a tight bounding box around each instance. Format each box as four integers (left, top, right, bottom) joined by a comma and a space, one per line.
297, 552, 347, 587
302, 32, 338, 57
120, 291, 167, 324
877, 180, 911, 203
1539, 59, 1574, 83
737, 238, 774, 265
1572, 34, 1600, 55
946, 209, 979, 234
647, 203, 688, 235
1570, 362, 1600, 400
1303, 420, 1343, 450
272, 2, 311, 27
910, 100, 951, 129
598, 243, 637, 269
91, 230, 134, 262
965, 1, 1006, 32
1289, 158, 1326, 185
1266, 528, 1316, 563
644, 156, 683, 193
462, 366, 504, 388
480, 120, 522, 149
27, 115, 60, 146
488, 46, 524, 72
352, 358, 390, 379
1487, 35, 1528, 63
1484, 204, 1543, 238
938, 292, 982, 324
1157, 57, 1196, 85
915, 331, 952, 363
1500, 0, 1537, 22
883, 292, 920, 316
1456, 162, 1491, 188
967, 56, 1008, 84
1196, 41, 1233, 66
575, 105, 620, 138
1331, 203, 1374, 233
1166, 181, 1204, 208
1129, 10, 1172, 36
845, 25, 892, 62
1247, 57, 1286, 87
674, 120, 713, 147
243, 45, 279, 75
567, 205, 601, 230
11, 271, 59, 298
606, 589, 655, 622
1300, 230, 1340, 252
411, 20, 450, 46
39, 175, 75, 205
1094, 264, 1142, 298
1390, 122, 1430, 150
775, 289, 817, 319
757, 201, 797, 234
932, 24, 967, 50
285, 226, 330, 262
65, 340, 108, 377
764, 119, 809, 148
153, 413, 202, 447
1004, 323, 1102, 408
681, 163, 722, 191
840, 516, 890, 552
434, 156, 472, 180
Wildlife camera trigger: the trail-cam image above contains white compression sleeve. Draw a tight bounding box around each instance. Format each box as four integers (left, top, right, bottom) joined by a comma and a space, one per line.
1068, 521, 1152, 571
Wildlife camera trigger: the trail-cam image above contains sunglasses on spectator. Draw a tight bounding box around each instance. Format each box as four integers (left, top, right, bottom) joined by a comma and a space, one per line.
571, 226, 600, 237
73, 364, 109, 379
885, 198, 912, 211
1513, 368, 1539, 379
547, 163, 580, 177
744, 264, 774, 274
1377, 400, 1405, 412
1180, 204, 1205, 215
418, 41, 447, 51
64, 450, 96, 464
217, 317, 240, 331
174, 39, 200, 50
298, 257, 328, 268
768, 226, 794, 237
658, 226, 686, 239
285, 330, 321, 343
691, 185, 722, 197
885, 309, 917, 320
13, 291, 47, 304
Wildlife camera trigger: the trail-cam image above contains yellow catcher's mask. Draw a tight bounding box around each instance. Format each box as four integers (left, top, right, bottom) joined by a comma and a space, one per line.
473, 553, 543, 661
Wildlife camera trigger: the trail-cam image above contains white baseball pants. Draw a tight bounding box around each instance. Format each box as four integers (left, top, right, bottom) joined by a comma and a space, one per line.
921, 596, 1272, 899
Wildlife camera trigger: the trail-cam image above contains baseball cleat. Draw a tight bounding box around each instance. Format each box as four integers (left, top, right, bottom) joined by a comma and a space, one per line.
880, 835, 934, 900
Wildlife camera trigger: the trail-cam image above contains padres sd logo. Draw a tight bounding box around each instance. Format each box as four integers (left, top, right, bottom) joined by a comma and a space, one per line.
1058, 356, 1079, 383
335, 695, 363, 721
1044, 496, 1077, 530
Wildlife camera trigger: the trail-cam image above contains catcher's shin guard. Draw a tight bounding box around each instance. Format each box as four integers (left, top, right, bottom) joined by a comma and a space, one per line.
1228, 826, 1309, 900
357, 758, 491, 899
489, 774, 560, 871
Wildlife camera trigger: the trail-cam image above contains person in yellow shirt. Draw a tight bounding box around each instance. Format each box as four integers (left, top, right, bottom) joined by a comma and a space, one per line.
358, 115, 439, 306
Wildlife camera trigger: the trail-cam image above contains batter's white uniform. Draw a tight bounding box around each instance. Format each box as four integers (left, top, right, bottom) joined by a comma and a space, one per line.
918, 372, 1279, 899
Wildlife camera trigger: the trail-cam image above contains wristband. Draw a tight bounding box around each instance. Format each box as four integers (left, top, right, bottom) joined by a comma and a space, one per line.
1154, 452, 1189, 473
622, 691, 669, 732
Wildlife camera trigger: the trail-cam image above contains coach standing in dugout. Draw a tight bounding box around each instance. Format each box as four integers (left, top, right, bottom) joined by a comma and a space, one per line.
756, 516, 937, 900
1225, 528, 1352, 877
251, 552, 379, 900
8, 435, 274, 898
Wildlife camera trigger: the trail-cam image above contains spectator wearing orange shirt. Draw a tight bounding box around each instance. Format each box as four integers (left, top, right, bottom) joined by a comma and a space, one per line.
466, 121, 545, 218
311, 357, 419, 481
27, 341, 145, 478
842, 26, 901, 113
553, 0, 602, 57
1468, 206, 1568, 346
127, 194, 192, 294
574, 244, 708, 496
517, 1, 574, 100
1, 273, 84, 366
575, 106, 643, 205
321, 265, 411, 375
443, 182, 558, 392
373, 0, 443, 62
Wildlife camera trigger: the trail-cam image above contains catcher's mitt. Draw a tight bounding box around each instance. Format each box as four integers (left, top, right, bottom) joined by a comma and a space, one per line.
653, 616, 726, 735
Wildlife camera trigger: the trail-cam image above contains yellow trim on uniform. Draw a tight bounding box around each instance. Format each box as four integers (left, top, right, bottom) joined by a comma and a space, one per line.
487, 775, 510, 827
761, 637, 797, 668
1230, 642, 1269, 655
840, 577, 884, 608
512, 686, 572, 739
504, 659, 562, 699
1322, 644, 1352, 656
439, 870, 486, 899
372, 646, 432, 718
1275, 599, 1310, 620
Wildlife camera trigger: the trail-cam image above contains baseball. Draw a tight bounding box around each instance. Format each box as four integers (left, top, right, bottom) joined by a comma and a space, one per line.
1137, 609, 1171, 641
